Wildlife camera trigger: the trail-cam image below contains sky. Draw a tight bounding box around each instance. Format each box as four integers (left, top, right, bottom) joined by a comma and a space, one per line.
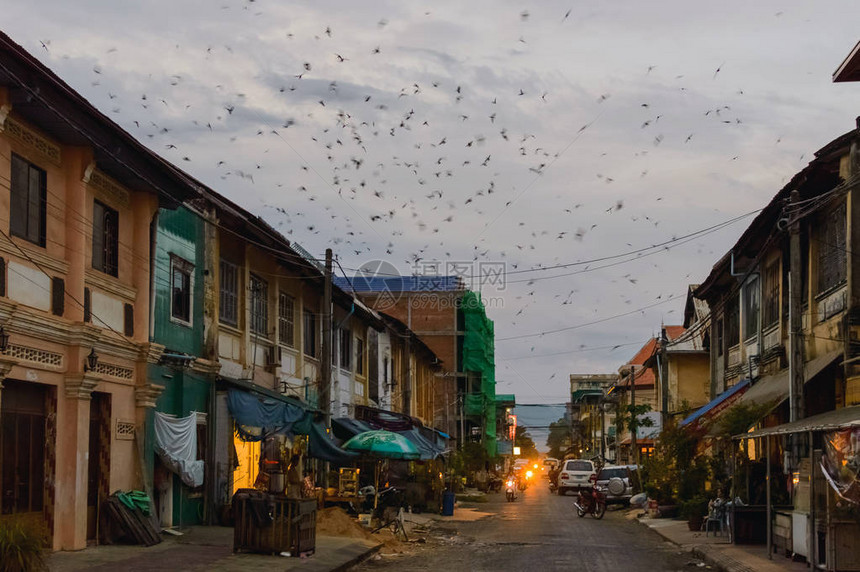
3, 1, 859, 405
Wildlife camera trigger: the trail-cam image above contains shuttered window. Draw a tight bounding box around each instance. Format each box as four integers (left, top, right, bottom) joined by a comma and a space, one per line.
92, 200, 118, 277
170, 256, 193, 325
763, 261, 780, 328
818, 202, 847, 294
303, 310, 317, 358
278, 292, 295, 347
10, 154, 46, 247
51, 277, 64, 316
743, 277, 759, 341
219, 260, 239, 326
249, 274, 268, 337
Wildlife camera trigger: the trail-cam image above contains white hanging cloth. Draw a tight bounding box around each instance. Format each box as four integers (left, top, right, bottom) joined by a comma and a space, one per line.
154, 411, 205, 488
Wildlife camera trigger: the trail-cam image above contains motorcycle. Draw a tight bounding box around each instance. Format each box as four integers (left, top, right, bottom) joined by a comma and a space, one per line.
518, 470, 532, 492
573, 476, 606, 519
505, 478, 517, 502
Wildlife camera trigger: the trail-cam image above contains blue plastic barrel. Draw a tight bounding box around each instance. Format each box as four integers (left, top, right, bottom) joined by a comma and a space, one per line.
442, 491, 455, 516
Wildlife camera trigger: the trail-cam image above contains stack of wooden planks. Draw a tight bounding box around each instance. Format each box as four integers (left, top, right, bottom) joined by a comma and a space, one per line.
99, 494, 162, 546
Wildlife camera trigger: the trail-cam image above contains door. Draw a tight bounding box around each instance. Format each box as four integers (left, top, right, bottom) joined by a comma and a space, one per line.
0, 380, 47, 522
86, 392, 111, 542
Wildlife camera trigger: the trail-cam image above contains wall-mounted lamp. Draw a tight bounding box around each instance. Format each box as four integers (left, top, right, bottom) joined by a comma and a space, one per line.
0, 327, 9, 353
84, 348, 99, 372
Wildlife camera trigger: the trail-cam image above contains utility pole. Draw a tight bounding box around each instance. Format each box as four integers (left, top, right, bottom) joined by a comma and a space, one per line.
403, 334, 412, 416
460, 393, 466, 449
630, 364, 637, 466
659, 327, 669, 428
321, 249, 333, 428
788, 190, 804, 424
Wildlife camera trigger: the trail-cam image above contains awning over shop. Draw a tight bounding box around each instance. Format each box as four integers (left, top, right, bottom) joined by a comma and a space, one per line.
571, 389, 604, 403
735, 349, 842, 410
734, 405, 860, 439
227, 387, 312, 441
619, 437, 654, 446
681, 378, 751, 430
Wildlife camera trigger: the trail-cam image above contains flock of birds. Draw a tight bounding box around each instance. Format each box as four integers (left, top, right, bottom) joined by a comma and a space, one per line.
29, 3, 809, 388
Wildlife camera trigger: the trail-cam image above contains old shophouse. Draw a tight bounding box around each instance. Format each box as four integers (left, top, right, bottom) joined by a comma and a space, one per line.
0, 33, 199, 549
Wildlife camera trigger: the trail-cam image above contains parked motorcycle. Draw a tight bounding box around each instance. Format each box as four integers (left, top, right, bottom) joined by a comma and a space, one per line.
505, 478, 517, 502
573, 476, 606, 519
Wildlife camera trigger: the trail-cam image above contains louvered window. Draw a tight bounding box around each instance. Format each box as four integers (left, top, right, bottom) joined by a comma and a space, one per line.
818, 202, 847, 294
10, 154, 46, 247
219, 260, 238, 326
92, 200, 118, 277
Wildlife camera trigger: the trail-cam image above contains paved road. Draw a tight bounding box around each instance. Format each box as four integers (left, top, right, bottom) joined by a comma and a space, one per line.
355, 481, 698, 571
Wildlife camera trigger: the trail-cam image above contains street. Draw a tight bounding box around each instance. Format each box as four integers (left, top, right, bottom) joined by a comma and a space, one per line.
355, 482, 698, 571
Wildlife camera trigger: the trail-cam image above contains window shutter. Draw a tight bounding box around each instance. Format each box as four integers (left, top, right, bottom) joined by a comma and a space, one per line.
0, 257, 5, 297
83, 287, 91, 322
51, 277, 64, 316
124, 303, 134, 337
10, 155, 28, 239
92, 201, 104, 272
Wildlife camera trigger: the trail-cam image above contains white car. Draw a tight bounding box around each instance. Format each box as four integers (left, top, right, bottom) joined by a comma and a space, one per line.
557, 459, 596, 496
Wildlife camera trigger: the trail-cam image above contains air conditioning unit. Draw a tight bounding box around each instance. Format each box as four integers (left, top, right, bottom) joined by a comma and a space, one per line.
266, 345, 282, 369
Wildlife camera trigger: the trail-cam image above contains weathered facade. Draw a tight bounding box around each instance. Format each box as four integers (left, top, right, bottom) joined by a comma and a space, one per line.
348, 278, 496, 454
0, 32, 198, 549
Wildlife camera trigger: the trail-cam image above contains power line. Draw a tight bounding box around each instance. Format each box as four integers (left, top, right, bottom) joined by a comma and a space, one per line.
496, 292, 684, 342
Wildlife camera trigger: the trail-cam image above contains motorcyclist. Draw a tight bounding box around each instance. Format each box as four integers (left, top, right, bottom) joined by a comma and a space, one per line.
579, 473, 599, 509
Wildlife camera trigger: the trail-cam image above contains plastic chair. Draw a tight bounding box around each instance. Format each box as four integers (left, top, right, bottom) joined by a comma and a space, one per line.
704, 504, 725, 537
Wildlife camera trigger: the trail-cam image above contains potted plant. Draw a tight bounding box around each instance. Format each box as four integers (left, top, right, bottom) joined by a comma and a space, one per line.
0, 516, 48, 572
680, 496, 709, 531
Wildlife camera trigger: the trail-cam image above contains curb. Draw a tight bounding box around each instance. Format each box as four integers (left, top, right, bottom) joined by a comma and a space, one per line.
330, 542, 383, 572
635, 518, 754, 572
690, 545, 755, 572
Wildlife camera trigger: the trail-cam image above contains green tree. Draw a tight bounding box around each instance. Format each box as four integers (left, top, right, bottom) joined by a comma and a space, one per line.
545, 417, 569, 459
515, 426, 539, 459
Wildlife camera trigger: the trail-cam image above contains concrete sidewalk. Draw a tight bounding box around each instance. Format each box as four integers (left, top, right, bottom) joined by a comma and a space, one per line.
47, 526, 381, 572
638, 516, 808, 572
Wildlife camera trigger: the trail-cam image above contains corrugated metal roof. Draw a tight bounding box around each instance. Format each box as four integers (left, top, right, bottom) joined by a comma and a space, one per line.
333, 275, 463, 293
737, 405, 860, 439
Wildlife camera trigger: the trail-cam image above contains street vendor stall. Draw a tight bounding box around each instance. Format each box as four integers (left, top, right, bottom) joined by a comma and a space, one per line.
734, 405, 860, 571
342, 429, 421, 509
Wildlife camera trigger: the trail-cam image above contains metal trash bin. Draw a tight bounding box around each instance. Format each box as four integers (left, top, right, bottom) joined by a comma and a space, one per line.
442, 491, 455, 516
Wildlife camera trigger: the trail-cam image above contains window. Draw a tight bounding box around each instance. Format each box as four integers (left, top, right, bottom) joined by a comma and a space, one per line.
170, 256, 193, 324
743, 277, 759, 340
818, 203, 847, 294
10, 154, 46, 247
355, 337, 365, 376
725, 293, 740, 347
219, 260, 238, 326
303, 310, 317, 358
249, 274, 268, 336
278, 292, 295, 347
762, 261, 780, 329
339, 328, 351, 369
92, 200, 118, 277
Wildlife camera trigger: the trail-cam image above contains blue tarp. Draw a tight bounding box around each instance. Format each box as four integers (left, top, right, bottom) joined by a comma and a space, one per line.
680, 378, 751, 428
228, 388, 309, 441
308, 421, 359, 465
332, 417, 376, 442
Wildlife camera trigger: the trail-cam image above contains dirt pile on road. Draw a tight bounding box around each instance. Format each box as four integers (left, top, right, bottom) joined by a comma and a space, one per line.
316, 507, 373, 539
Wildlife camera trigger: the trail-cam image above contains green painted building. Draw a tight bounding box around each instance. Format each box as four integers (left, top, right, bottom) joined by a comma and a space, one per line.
147, 206, 211, 527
